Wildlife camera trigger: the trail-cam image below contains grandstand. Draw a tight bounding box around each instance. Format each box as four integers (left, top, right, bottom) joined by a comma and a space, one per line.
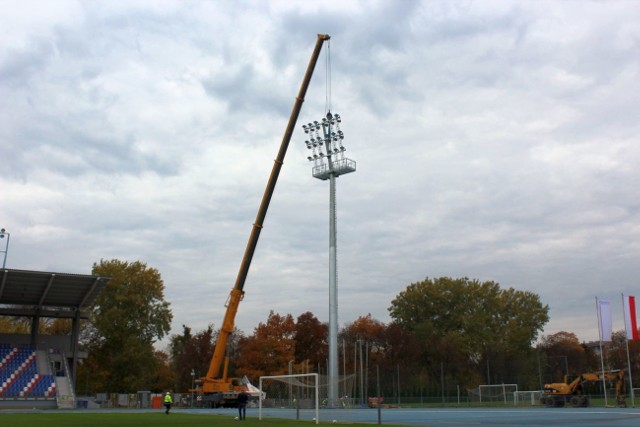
0, 268, 109, 409
1, 344, 56, 398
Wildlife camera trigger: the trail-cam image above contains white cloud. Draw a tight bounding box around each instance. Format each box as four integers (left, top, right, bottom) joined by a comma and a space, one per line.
1, 0, 639, 349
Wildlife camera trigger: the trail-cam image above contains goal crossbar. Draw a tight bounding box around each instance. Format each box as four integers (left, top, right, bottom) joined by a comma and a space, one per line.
259, 373, 319, 424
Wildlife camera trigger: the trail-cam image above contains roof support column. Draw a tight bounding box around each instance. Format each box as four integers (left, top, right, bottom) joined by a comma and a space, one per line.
70, 310, 81, 389
30, 313, 40, 347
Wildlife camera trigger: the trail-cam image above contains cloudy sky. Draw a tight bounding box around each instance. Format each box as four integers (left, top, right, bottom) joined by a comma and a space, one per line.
2, 0, 639, 348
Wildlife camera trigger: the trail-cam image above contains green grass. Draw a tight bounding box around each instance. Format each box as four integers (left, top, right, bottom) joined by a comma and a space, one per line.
0, 412, 408, 427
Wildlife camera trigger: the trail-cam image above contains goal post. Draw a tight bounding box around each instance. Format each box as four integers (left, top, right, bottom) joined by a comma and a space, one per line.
259, 373, 319, 424
513, 390, 543, 406
470, 384, 518, 404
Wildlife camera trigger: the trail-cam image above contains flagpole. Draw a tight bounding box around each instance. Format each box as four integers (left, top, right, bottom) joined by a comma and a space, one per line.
622, 293, 636, 407
596, 297, 609, 407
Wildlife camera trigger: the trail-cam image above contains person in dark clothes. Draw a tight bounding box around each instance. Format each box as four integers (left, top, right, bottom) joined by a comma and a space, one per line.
237, 391, 249, 420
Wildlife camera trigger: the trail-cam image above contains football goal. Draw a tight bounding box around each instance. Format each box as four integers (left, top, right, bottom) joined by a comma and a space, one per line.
513, 390, 543, 406
468, 384, 518, 404
259, 373, 319, 424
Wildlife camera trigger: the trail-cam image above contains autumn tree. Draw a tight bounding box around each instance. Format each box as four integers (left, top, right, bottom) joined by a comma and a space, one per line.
169, 324, 194, 389
170, 325, 211, 392
235, 311, 295, 379
78, 259, 173, 392
537, 331, 587, 383
42, 318, 73, 335
339, 314, 387, 373
294, 311, 328, 368
0, 316, 71, 335
388, 277, 549, 386
0, 316, 32, 334
169, 324, 244, 391
340, 314, 386, 343
150, 350, 176, 393
606, 330, 639, 374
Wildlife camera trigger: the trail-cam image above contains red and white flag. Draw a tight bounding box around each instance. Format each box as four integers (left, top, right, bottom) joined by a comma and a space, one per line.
623, 295, 639, 341
597, 298, 612, 342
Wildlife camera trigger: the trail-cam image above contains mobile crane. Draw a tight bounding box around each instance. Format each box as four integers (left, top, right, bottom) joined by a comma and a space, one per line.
541, 369, 626, 407
193, 34, 331, 407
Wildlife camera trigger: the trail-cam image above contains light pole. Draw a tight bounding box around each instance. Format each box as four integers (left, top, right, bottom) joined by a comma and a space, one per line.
289, 359, 294, 407
358, 339, 364, 406
364, 341, 369, 405
0, 228, 10, 269
190, 369, 195, 408
302, 112, 356, 408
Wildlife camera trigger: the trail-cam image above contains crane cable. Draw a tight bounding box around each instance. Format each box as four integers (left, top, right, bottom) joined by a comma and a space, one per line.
325, 39, 332, 115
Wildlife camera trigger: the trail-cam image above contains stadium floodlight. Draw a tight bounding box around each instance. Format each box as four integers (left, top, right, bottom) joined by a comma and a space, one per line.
0, 228, 10, 269
301, 112, 356, 408
304, 112, 355, 180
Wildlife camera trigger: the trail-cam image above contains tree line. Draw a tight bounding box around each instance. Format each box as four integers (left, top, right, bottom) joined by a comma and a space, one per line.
1, 259, 637, 397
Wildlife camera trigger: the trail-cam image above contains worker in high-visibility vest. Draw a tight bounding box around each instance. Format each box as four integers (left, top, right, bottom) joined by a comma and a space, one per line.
164, 391, 173, 414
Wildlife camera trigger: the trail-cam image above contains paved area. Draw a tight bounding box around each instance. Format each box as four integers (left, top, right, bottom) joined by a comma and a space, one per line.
226, 406, 640, 427
4, 406, 640, 426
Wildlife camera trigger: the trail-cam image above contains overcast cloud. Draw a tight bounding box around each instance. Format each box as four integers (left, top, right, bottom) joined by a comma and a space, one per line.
2, 0, 639, 348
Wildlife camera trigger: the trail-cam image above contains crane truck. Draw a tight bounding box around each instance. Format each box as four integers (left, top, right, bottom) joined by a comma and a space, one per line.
192, 34, 331, 408
540, 369, 626, 407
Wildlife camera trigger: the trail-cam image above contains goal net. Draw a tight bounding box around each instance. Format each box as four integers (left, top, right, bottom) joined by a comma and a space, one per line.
259, 373, 319, 424
468, 384, 518, 404
513, 390, 543, 406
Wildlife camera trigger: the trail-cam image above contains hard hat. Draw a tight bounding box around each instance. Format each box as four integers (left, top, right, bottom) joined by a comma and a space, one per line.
166, 392, 170, 395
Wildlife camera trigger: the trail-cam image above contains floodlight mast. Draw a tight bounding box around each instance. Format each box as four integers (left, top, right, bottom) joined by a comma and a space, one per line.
303, 111, 356, 408
198, 34, 330, 407
0, 228, 10, 269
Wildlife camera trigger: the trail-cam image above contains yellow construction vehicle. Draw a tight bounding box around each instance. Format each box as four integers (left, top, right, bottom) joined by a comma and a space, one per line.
192, 34, 331, 408
541, 369, 626, 407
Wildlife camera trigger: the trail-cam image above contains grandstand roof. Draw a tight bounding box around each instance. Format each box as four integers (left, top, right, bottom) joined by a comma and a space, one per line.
0, 268, 110, 319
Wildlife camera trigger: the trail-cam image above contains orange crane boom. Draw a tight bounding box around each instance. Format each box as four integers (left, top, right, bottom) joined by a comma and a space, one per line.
198, 34, 330, 406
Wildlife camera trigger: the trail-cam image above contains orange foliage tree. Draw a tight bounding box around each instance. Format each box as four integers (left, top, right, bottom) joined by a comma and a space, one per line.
235, 311, 295, 379
537, 331, 587, 383
294, 311, 328, 371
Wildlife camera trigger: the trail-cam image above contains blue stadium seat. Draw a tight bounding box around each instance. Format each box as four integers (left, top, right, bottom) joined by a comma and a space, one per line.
0, 344, 51, 399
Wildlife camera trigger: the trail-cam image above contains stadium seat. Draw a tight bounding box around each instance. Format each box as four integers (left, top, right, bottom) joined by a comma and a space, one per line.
0, 344, 55, 399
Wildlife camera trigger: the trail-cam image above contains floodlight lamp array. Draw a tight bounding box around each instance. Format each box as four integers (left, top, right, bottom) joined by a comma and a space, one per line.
303, 112, 346, 163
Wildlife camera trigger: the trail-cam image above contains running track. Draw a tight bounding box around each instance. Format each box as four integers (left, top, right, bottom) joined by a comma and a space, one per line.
4, 406, 640, 426
248, 406, 640, 426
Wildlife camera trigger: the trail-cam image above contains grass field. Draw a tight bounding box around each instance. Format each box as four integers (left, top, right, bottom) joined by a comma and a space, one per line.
0, 412, 406, 427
